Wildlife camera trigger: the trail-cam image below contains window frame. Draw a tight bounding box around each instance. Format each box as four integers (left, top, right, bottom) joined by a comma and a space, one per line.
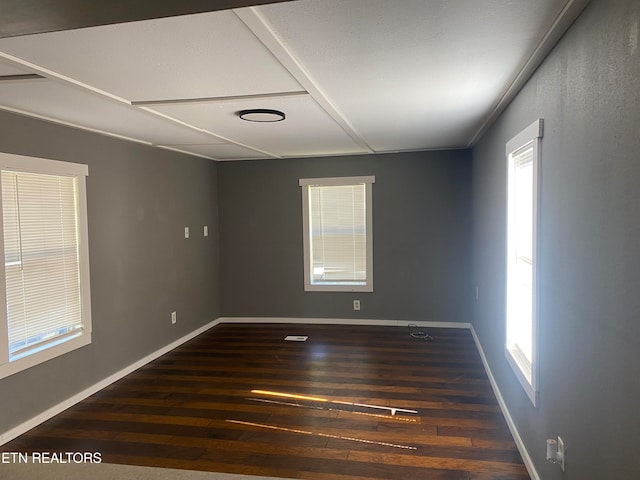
299, 175, 374, 292
505, 119, 543, 407
0, 152, 92, 380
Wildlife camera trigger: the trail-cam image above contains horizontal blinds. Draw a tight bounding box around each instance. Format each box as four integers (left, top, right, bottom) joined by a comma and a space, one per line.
507, 145, 534, 364
2, 170, 83, 359
309, 183, 366, 284
513, 146, 533, 264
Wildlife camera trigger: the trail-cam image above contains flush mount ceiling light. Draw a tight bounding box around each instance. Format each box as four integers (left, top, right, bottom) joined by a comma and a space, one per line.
237, 108, 285, 122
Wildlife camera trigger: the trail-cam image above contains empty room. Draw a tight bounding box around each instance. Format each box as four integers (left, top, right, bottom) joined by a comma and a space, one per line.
0, 0, 638, 479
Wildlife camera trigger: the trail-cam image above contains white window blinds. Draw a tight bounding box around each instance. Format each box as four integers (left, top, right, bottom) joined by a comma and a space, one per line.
309, 183, 367, 283
2, 170, 84, 360
300, 176, 374, 292
508, 145, 534, 365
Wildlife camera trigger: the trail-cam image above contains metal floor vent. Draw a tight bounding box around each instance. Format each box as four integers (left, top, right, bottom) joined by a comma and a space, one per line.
284, 335, 308, 342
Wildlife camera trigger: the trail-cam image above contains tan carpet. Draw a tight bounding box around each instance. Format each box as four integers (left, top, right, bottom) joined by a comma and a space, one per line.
1, 462, 293, 480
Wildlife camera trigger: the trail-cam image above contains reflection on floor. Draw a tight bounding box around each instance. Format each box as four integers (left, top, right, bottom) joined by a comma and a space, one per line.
1, 323, 530, 480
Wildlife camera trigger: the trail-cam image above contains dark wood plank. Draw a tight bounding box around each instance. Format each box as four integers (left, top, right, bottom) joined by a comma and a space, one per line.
1, 324, 528, 479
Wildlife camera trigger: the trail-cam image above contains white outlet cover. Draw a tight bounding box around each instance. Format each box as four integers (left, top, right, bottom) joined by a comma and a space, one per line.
204, 225, 209, 237
184, 227, 190, 238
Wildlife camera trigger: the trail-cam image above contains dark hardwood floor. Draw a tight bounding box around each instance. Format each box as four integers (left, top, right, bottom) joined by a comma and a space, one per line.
2, 323, 529, 479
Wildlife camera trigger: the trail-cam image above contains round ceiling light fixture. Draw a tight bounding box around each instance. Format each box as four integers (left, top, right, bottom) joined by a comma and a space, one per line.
237, 108, 286, 122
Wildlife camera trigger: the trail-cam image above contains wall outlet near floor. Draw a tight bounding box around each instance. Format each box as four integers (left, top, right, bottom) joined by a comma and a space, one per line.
353, 299, 361, 311
558, 436, 565, 472
171, 311, 177, 325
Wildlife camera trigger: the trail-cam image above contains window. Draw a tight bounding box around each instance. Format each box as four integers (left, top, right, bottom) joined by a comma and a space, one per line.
505, 119, 543, 406
0, 152, 91, 380
300, 176, 374, 292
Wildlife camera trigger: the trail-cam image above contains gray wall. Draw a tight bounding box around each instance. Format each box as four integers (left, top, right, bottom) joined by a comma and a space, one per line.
0, 110, 220, 434
218, 151, 472, 323
471, 0, 640, 477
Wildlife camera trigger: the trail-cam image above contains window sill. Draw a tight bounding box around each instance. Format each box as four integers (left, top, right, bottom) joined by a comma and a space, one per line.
505, 345, 538, 407
0, 332, 91, 381
304, 283, 373, 292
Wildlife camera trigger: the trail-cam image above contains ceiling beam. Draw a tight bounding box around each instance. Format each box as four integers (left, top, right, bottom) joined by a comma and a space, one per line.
235, 7, 374, 154
0, 0, 293, 38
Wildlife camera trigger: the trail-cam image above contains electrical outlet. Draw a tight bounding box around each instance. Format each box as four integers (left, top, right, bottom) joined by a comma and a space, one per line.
171, 311, 177, 325
204, 225, 209, 237
184, 227, 190, 239
353, 300, 361, 311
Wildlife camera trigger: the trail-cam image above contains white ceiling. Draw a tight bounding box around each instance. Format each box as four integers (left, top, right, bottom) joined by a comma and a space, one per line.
0, 0, 589, 161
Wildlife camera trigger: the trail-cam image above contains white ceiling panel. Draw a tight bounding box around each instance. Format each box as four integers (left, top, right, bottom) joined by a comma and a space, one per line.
0, 10, 302, 102
0, 79, 225, 146
0, 60, 35, 77
254, 0, 569, 151
0, 1, 588, 160
150, 94, 368, 157
160, 143, 272, 161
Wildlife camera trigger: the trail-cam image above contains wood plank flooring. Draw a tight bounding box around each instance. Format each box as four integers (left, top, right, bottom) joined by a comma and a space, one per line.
1, 323, 529, 479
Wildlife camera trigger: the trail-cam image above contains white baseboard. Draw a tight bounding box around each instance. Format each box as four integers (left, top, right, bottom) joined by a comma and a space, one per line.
469, 325, 540, 480
0, 318, 221, 446
219, 316, 471, 329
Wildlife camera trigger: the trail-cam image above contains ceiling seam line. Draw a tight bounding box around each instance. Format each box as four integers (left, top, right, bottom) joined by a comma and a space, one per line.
141, 107, 282, 159
233, 7, 374, 154
0, 73, 45, 81
466, 0, 592, 147
0, 51, 132, 106
0, 51, 276, 160
131, 90, 309, 106
140, 107, 282, 158
0, 103, 153, 146
154, 145, 222, 161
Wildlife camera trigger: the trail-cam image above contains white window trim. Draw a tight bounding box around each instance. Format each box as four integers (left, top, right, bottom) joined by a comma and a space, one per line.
0, 152, 92, 380
505, 119, 543, 407
300, 176, 374, 292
